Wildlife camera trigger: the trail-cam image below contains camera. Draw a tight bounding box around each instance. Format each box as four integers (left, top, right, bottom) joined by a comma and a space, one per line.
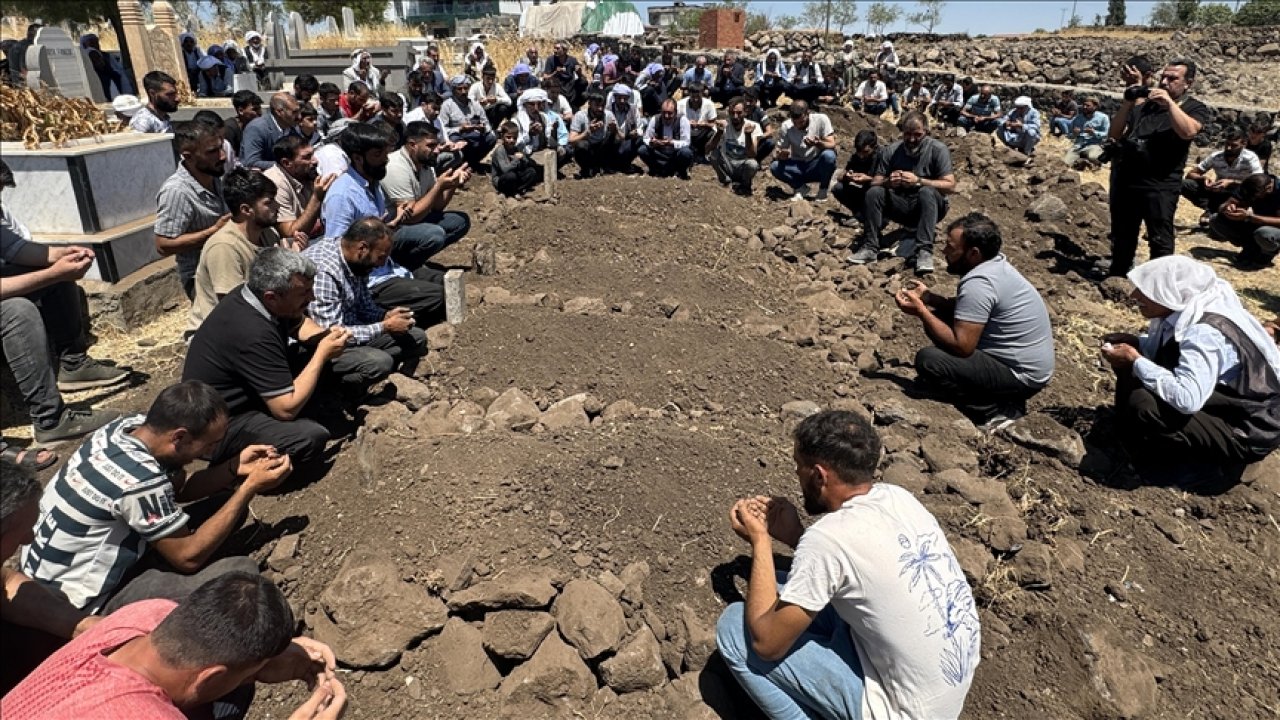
1124, 85, 1150, 102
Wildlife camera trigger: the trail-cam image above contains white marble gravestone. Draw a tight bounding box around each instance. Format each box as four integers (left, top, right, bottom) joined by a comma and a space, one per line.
323, 16, 339, 35
288, 11, 308, 50
78, 49, 107, 102
342, 7, 357, 37
26, 27, 91, 98
270, 12, 290, 60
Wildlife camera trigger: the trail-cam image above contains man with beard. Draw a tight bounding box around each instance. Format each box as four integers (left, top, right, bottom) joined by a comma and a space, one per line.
786, 50, 825, 106
1181, 126, 1263, 225
716, 409, 980, 720
155, 121, 231, 300
682, 55, 714, 90
130, 70, 179, 133
606, 85, 643, 173
265, 135, 336, 240
323, 122, 467, 275
848, 111, 956, 275
639, 99, 694, 180
770, 100, 837, 202
710, 50, 746, 105
441, 76, 497, 171
894, 213, 1055, 431
709, 97, 762, 195
19, 380, 291, 615
742, 87, 776, 161
677, 82, 718, 159
543, 41, 585, 109
240, 92, 302, 170
570, 91, 620, 179
303, 218, 427, 386
184, 248, 347, 470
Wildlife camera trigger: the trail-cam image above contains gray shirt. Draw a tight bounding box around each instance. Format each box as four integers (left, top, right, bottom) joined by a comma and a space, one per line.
778, 113, 834, 162
155, 164, 228, 285
953, 254, 1055, 387
874, 137, 953, 182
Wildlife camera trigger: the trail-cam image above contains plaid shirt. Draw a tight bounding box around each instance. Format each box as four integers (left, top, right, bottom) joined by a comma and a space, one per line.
302, 238, 384, 344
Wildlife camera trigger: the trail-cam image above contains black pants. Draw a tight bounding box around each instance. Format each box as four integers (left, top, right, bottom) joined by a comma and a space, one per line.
915, 346, 1042, 423
1115, 371, 1257, 465
710, 84, 743, 105
371, 268, 446, 327
860, 186, 949, 254
329, 328, 427, 388
786, 82, 823, 105
756, 137, 776, 162
210, 409, 330, 466
613, 136, 642, 170
1108, 182, 1179, 276
1179, 177, 1235, 213
493, 164, 543, 196
689, 126, 714, 157
640, 87, 665, 117
758, 80, 785, 108
830, 182, 868, 218
574, 137, 618, 173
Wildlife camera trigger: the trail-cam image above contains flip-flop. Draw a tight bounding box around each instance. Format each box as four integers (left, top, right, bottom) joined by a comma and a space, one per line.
0, 443, 58, 471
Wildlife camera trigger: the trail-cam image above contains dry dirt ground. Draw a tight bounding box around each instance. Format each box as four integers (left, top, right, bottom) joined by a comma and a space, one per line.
4, 108, 1280, 720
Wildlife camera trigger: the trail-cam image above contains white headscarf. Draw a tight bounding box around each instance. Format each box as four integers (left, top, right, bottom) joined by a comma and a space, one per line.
1129, 256, 1280, 374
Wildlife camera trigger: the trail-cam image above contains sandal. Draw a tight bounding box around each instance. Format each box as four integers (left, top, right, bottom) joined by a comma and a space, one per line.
0, 442, 59, 471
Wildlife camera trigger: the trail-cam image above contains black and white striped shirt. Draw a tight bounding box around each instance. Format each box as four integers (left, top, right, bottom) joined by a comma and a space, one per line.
20, 416, 189, 612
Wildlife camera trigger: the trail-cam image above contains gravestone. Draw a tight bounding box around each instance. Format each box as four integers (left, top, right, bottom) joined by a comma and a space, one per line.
288, 11, 308, 50
342, 6, 357, 37
324, 16, 340, 35
78, 49, 108, 102
26, 27, 91, 98
233, 72, 259, 92
185, 14, 199, 33
270, 11, 291, 61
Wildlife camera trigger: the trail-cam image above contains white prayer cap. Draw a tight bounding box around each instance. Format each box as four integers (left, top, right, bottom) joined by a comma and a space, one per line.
244, 31, 262, 43
1014, 95, 1033, 108
881, 40, 894, 49
112, 94, 143, 116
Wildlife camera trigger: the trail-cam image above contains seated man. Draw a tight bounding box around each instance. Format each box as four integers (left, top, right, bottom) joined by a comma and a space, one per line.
1049, 89, 1077, 137
223, 90, 263, 164
850, 69, 889, 117
2, 161, 124, 444
1247, 121, 1273, 172
930, 73, 965, 124
184, 248, 346, 470
639, 99, 694, 180
303, 218, 427, 388
20, 381, 291, 615
606, 84, 643, 173
710, 50, 746, 105
716, 409, 980, 720
830, 129, 880, 221
381, 121, 472, 255
1062, 96, 1110, 169
1101, 255, 1280, 467
338, 81, 376, 120
849, 111, 956, 275
516, 89, 571, 174
709, 97, 763, 196
470, 64, 512, 129
754, 50, 790, 109
1207, 172, 1280, 269
634, 63, 670, 117
264, 135, 337, 241
570, 90, 620, 179
492, 121, 544, 197
1181, 127, 1264, 224
2, 572, 346, 720
240, 93, 302, 171
957, 85, 1001, 133
440, 76, 497, 170
770, 100, 837, 202
895, 213, 1055, 429
742, 87, 777, 161
785, 51, 825, 105
0, 459, 100, 693
677, 81, 718, 158
155, 121, 231, 300
503, 62, 540, 100
315, 82, 343, 139
376, 92, 407, 149
901, 75, 932, 113
187, 168, 292, 336
996, 96, 1042, 157
682, 55, 714, 89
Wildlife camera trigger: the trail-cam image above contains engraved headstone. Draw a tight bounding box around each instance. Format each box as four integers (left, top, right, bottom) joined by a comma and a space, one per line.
342, 6, 357, 37
26, 27, 91, 98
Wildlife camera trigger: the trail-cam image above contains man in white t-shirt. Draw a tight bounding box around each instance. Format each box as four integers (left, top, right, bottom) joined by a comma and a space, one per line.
677, 81, 718, 157
716, 409, 981, 720
852, 69, 889, 117
709, 96, 763, 195
770, 101, 838, 201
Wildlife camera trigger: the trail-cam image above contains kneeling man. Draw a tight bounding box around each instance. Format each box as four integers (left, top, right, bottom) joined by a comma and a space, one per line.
716, 409, 980, 720
895, 213, 1055, 430
1101, 255, 1280, 466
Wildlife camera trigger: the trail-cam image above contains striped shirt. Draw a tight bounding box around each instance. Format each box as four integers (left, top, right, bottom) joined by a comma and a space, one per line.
129, 106, 172, 133
155, 164, 228, 288
20, 416, 189, 612
302, 237, 385, 344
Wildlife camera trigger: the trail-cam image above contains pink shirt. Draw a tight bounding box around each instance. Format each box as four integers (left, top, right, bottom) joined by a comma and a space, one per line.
1, 600, 184, 720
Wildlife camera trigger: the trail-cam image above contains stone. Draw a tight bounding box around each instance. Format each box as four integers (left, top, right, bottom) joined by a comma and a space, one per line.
446, 400, 486, 433
435, 618, 501, 694
880, 458, 929, 495
950, 537, 992, 583
540, 396, 590, 431
486, 387, 541, 430
940, 469, 1010, 508
1257, 42, 1280, 56
602, 399, 640, 420
1044, 66, 1071, 84
341, 6, 357, 37
1026, 194, 1069, 222
679, 604, 717, 672
1015, 59, 1037, 77
500, 632, 596, 704
600, 626, 668, 693
1241, 451, 1279, 487
789, 200, 813, 220
426, 323, 455, 351
434, 552, 475, 593
920, 435, 979, 474
1012, 541, 1052, 589
554, 579, 627, 660
732, 225, 752, 240
309, 550, 448, 669
1099, 276, 1133, 304
267, 534, 300, 572
563, 296, 610, 315
387, 373, 433, 411
1001, 413, 1086, 467
597, 570, 626, 598
28, 28, 92, 98
780, 400, 822, 424
447, 566, 559, 612
619, 561, 650, 606
483, 610, 556, 660
978, 516, 1028, 555
1080, 628, 1160, 719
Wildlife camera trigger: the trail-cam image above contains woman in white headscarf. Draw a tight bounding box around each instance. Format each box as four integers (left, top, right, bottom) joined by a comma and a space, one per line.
343, 49, 381, 93
1101, 255, 1280, 466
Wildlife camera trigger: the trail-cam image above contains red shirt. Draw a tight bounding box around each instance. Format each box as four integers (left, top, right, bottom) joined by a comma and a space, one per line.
2, 600, 184, 720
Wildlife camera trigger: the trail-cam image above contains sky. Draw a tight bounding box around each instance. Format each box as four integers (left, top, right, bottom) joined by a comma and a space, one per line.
628, 1, 1238, 36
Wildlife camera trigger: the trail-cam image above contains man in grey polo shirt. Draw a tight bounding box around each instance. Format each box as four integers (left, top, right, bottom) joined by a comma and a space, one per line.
155, 121, 230, 300
894, 213, 1055, 431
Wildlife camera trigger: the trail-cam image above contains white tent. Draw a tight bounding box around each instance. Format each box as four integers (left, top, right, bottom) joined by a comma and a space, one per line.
519, 1, 644, 38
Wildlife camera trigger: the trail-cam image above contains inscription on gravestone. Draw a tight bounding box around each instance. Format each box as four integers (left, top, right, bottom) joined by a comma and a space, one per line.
26, 27, 91, 98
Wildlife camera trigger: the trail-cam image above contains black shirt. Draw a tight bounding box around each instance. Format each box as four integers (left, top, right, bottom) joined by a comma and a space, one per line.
873, 137, 955, 183
1248, 138, 1273, 172
843, 150, 878, 174
1116, 96, 1214, 189
182, 285, 300, 415
1235, 174, 1280, 216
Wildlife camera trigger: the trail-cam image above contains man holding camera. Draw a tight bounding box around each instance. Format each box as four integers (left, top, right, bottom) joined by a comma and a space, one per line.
1105, 59, 1212, 277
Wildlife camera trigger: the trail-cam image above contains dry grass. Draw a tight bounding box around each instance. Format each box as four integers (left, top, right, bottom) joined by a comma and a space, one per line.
975, 556, 1022, 609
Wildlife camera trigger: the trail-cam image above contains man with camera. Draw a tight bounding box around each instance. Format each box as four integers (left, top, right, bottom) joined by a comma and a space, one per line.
1104, 59, 1212, 277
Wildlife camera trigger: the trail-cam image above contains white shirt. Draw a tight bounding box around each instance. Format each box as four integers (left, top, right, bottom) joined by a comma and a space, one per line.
780, 484, 980, 720
469, 81, 511, 107
778, 113, 834, 162
677, 97, 717, 125
1134, 311, 1242, 415
856, 80, 888, 101
716, 119, 762, 158
1195, 149, 1264, 181
314, 143, 350, 179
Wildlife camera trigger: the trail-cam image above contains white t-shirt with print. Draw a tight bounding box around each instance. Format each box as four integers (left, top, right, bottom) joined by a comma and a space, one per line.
779, 483, 981, 720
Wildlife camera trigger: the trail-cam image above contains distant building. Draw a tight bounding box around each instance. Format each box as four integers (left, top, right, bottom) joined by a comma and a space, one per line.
392, 0, 526, 37
648, 2, 704, 29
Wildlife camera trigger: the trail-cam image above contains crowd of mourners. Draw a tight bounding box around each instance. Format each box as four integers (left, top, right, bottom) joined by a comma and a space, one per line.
1, 34, 1279, 720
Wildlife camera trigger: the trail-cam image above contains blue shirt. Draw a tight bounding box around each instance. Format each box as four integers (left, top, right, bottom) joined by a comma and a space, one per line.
1069, 111, 1110, 148
964, 94, 1001, 117
1134, 312, 1241, 415
240, 113, 296, 170
322, 167, 386, 241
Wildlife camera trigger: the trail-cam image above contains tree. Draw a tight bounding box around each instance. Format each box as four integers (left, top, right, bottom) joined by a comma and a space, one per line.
1234, 0, 1280, 25
1148, 0, 1186, 25
798, 1, 857, 32
1067, 13, 1084, 26
774, 14, 800, 29
907, 0, 945, 33
286, 0, 383, 25
1195, 3, 1235, 24
745, 12, 770, 33
1175, 0, 1201, 23
865, 1, 901, 34
1106, 0, 1127, 25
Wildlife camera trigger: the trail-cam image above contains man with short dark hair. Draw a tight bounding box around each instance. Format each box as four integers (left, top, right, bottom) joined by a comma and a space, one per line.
339, 81, 377, 121
1208, 172, 1280, 268
771, 100, 837, 202
1062, 96, 1110, 169
1049, 88, 1078, 137
830, 130, 880, 221
677, 81, 717, 158
155, 121, 232, 300
569, 91, 620, 178
930, 73, 964, 124
717, 409, 980, 720
742, 87, 776, 161
184, 248, 346, 467
786, 50, 825, 105
851, 69, 888, 117
471, 64, 512, 128
1181, 127, 1263, 224
895, 213, 1055, 430
441, 76, 497, 170
264, 135, 337, 241
315, 82, 342, 138
380, 121, 472, 261
2, 572, 346, 720
377, 92, 407, 149
292, 73, 319, 105
710, 51, 746, 105
240, 92, 301, 170
303, 218, 427, 387
543, 40, 585, 108
957, 85, 1001, 133
639, 99, 694, 179
709, 97, 762, 195
1106, 59, 1212, 276
131, 70, 178, 133
1247, 122, 1273, 172
20, 381, 291, 614
223, 89, 263, 159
